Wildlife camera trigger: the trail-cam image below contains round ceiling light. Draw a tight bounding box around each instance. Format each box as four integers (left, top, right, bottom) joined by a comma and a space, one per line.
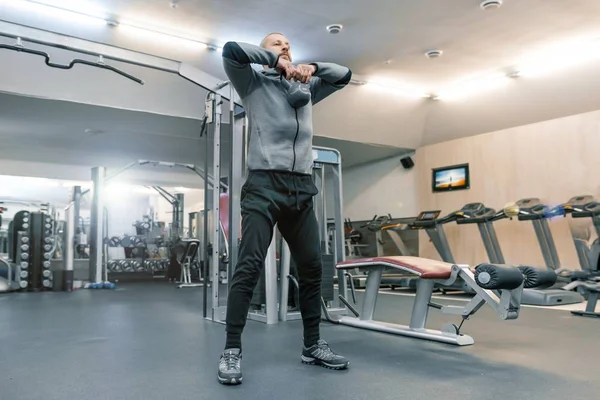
425, 50, 443, 59
326, 24, 343, 34
480, 0, 503, 10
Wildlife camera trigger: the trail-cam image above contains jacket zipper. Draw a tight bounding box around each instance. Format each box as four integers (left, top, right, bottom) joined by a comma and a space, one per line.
291, 108, 299, 172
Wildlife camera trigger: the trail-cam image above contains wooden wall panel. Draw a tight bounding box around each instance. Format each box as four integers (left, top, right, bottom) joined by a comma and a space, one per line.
416, 109, 600, 270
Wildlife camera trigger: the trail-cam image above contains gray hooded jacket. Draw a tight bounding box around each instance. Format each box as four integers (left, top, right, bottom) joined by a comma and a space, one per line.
222, 41, 352, 175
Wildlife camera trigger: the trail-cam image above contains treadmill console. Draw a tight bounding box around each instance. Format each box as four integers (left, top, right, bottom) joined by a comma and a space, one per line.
411, 210, 441, 229
416, 210, 441, 221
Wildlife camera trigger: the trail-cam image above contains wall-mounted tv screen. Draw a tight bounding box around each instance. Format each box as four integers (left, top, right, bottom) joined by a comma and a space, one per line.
432, 163, 470, 193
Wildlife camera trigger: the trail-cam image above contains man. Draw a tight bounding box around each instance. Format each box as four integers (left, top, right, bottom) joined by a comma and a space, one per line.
217, 33, 352, 385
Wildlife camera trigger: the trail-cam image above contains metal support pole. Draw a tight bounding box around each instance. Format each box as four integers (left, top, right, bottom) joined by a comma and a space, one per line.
532, 220, 555, 269
427, 226, 456, 263
102, 206, 109, 282
174, 193, 184, 237
243, 117, 249, 180
321, 166, 328, 253
228, 87, 244, 285
89, 167, 105, 283
64, 203, 75, 291
211, 93, 223, 321
264, 232, 279, 324
313, 167, 324, 249
72, 186, 81, 234
477, 224, 501, 264
331, 156, 347, 302
202, 132, 210, 318
279, 239, 292, 322
539, 219, 562, 269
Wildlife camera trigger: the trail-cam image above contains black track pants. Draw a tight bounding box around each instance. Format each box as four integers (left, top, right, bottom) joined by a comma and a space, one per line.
224, 170, 322, 349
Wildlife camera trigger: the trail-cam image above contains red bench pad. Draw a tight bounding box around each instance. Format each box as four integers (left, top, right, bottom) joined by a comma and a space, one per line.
336, 256, 454, 280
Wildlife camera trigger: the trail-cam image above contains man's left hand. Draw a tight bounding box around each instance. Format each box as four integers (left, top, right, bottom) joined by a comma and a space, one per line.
294, 64, 317, 83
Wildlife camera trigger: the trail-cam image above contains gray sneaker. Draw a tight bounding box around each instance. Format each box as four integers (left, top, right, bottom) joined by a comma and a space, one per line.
301, 339, 350, 370
217, 348, 242, 385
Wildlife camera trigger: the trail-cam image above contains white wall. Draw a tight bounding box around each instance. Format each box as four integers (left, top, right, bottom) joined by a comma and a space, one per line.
325, 156, 419, 222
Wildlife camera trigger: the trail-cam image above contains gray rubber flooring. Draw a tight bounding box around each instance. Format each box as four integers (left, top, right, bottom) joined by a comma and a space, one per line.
0, 282, 598, 400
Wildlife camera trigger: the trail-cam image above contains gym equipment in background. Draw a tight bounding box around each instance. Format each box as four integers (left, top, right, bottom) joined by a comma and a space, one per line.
408, 207, 478, 293
204, 146, 348, 325
355, 214, 419, 290
561, 195, 600, 275
454, 202, 583, 306
176, 239, 202, 289
513, 198, 575, 277
324, 256, 553, 345
0, 39, 143, 84
0, 258, 16, 292
569, 282, 600, 318
6, 210, 58, 292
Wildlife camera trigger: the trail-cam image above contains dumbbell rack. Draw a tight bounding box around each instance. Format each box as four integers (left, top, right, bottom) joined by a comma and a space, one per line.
11, 211, 56, 291
106, 235, 168, 282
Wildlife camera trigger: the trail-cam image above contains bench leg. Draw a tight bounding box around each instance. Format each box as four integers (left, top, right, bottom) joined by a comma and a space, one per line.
410, 279, 434, 330
585, 291, 598, 313
360, 267, 384, 321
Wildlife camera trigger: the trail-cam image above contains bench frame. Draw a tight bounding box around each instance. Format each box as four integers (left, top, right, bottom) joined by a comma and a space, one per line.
323, 259, 524, 346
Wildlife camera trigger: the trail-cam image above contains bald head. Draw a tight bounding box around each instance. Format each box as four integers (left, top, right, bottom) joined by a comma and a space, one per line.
260, 32, 292, 62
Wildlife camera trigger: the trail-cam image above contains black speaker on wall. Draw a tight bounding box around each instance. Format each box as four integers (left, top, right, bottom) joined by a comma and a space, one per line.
400, 156, 415, 169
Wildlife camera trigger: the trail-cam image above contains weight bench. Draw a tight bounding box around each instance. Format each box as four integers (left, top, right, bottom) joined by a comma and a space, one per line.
175, 239, 201, 289
322, 256, 554, 345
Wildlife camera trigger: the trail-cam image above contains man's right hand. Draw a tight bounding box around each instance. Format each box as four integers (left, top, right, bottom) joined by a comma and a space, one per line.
276, 57, 296, 80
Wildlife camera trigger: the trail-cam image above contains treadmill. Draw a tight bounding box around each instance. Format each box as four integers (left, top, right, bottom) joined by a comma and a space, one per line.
409, 209, 474, 293
456, 202, 584, 306
561, 195, 600, 274
511, 197, 584, 304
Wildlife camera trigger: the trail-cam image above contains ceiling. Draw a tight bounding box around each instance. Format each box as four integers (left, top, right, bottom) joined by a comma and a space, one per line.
0, 92, 410, 182
3, 0, 600, 93
2, 0, 600, 162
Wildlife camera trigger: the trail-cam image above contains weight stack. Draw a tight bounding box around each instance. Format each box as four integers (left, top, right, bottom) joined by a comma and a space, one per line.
28, 212, 54, 291
16, 231, 31, 290
10, 210, 31, 263
11, 211, 32, 290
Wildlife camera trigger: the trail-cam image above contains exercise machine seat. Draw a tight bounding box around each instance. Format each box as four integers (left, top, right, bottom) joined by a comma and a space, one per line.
336, 256, 454, 280
219, 193, 243, 240
219, 193, 230, 241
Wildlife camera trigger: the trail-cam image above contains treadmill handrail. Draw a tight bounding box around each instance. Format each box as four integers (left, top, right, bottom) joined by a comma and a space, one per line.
456, 207, 496, 224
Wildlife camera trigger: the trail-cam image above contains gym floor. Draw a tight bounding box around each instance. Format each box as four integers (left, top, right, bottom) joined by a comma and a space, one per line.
1, 283, 598, 400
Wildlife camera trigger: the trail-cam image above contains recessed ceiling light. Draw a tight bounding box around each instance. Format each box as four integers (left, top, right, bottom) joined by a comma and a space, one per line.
425, 50, 443, 59
326, 24, 343, 34
480, 0, 502, 10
